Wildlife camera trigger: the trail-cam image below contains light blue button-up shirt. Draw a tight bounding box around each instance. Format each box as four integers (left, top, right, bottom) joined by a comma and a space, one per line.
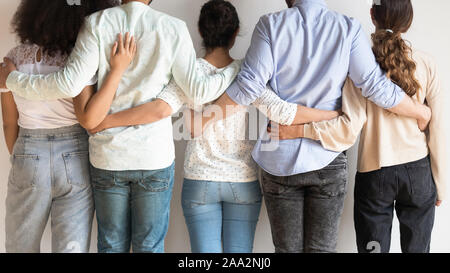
226, 0, 406, 176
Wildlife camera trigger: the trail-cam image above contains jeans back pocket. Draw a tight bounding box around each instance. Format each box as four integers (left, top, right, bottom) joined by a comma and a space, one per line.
405, 158, 433, 197
139, 164, 175, 192
63, 151, 91, 187
10, 154, 39, 189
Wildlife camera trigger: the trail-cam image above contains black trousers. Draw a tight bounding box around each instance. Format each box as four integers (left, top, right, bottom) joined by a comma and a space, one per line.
354, 156, 437, 253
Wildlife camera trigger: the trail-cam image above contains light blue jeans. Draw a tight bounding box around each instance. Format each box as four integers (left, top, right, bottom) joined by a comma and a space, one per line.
5, 124, 94, 253
90, 162, 175, 253
182, 179, 262, 253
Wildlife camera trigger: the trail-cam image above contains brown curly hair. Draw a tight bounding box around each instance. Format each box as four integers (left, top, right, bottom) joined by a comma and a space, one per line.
371, 0, 421, 97
11, 0, 119, 57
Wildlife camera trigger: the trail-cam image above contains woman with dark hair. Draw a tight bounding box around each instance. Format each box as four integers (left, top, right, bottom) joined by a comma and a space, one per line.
274, 0, 446, 253
88, 0, 339, 253
0, 0, 137, 253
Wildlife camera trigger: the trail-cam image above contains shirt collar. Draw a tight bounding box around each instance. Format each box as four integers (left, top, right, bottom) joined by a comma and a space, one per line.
294, 0, 327, 7
125, 1, 150, 8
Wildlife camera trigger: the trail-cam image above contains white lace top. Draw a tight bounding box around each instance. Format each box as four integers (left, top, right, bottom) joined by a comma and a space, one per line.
2, 44, 96, 129
158, 58, 298, 182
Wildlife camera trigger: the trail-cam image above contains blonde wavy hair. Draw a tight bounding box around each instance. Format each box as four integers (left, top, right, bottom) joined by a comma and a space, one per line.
371, 0, 421, 97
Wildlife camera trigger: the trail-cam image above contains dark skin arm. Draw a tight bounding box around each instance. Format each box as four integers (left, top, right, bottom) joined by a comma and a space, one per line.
1, 92, 19, 154
88, 99, 173, 134
73, 33, 137, 131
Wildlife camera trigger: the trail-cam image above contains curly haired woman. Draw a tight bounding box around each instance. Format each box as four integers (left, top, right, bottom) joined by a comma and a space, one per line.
0, 0, 138, 253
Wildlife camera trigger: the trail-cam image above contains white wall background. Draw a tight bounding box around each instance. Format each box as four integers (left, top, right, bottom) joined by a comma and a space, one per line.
0, 0, 449, 253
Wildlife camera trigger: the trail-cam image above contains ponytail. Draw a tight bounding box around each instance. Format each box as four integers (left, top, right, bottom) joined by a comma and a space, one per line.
371, 30, 420, 97
371, 0, 421, 97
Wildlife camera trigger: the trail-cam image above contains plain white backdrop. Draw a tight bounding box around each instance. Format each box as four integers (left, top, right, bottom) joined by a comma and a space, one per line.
0, 0, 449, 253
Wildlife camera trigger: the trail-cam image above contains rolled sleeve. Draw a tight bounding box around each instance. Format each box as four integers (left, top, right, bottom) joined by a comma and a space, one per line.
252, 87, 298, 125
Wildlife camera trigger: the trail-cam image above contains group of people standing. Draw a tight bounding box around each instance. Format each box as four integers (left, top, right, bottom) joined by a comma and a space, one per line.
0, 0, 446, 253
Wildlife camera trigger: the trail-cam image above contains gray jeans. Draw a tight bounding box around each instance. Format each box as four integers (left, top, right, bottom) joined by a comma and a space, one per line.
5, 124, 94, 253
261, 153, 348, 253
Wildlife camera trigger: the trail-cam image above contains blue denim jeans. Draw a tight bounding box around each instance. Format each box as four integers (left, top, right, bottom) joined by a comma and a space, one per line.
5, 124, 94, 253
90, 162, 175, 253
181, 179, 262, 253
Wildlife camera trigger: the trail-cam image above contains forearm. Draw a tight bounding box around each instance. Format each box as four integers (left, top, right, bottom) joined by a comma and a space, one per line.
1, 92, 19, 154
101, 99, 173, 130
386, 94, 428, 120
78, 69, 123, 129
292, 105, 340, 125
3, 124, 18, 154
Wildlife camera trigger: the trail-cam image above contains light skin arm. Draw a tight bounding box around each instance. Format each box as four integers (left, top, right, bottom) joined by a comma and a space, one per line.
388, 96, 431, 131
1, 92, 19, 154
291, 106, 340, 125
73, 33, 137, 131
